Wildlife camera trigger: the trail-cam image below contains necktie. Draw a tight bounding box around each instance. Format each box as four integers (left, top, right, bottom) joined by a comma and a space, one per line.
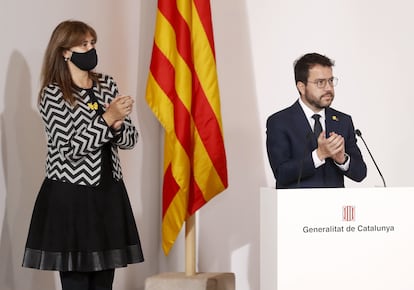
312, 114, 322, 139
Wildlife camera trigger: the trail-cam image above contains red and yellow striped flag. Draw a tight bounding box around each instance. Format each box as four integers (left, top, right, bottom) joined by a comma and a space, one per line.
145, 0, 228, 255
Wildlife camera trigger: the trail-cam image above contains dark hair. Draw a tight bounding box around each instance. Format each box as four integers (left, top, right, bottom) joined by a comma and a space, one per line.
38, 20, 98, 104
294, 53, 334, 85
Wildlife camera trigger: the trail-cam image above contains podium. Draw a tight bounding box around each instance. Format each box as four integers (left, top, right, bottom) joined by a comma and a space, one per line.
260, 187, 414, 290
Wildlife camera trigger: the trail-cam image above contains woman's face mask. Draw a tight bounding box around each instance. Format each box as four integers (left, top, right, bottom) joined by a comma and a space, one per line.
70, 48, 98, 71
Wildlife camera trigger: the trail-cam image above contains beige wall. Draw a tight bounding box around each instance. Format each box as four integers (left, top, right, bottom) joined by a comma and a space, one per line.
0, 1, 160, 290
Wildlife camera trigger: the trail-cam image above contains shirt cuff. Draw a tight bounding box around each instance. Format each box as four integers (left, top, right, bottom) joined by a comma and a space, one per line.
334, 153, 350, 171
312, 149, 325, 168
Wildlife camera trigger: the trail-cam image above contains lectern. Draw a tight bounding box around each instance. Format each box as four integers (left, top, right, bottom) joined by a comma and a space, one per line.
260, 187, 414, 290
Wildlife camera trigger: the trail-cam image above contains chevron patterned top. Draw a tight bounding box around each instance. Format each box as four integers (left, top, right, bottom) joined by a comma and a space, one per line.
39, 74, 139, 186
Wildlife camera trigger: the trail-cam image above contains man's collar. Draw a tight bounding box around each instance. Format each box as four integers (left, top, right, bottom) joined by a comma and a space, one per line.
298, 98, 326, 120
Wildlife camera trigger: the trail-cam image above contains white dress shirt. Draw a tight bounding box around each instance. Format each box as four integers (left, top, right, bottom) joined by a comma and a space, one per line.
298, 98, 350, 170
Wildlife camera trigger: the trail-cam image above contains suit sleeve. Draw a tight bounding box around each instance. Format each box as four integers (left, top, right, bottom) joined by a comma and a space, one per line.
343, 117, 367, 182
103, 76, 139, 150
111, 116, 139, 149
266, 115, 316, 187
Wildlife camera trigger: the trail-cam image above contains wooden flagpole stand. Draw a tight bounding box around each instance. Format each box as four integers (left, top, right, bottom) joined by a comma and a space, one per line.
145, 215, 235, 290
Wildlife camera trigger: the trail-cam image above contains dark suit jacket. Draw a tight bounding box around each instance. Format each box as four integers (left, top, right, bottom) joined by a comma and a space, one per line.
266, 100, 367, 189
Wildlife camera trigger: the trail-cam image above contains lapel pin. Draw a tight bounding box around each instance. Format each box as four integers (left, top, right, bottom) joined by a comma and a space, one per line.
87, 102, 99, 110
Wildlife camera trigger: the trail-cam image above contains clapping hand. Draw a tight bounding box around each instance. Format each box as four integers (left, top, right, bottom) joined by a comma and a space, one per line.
102, 95, 134, 130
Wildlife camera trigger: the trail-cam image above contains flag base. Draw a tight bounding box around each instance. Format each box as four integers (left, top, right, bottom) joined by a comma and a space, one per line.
144, 272, 235, 290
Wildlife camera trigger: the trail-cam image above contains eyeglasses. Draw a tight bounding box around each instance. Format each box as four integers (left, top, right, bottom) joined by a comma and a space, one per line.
307, 77, 338, 88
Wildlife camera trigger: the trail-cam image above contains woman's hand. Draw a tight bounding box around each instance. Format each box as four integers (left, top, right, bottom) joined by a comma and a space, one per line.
102, 95, 134, 128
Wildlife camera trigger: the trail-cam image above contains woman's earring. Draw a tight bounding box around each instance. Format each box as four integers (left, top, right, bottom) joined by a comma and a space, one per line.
64, 57, 69, 62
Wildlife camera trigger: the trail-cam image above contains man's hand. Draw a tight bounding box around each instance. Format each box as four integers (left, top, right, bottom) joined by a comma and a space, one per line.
316, 131, 345, 163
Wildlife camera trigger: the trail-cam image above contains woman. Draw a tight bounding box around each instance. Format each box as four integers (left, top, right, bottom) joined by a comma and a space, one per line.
22, 20, 144, 290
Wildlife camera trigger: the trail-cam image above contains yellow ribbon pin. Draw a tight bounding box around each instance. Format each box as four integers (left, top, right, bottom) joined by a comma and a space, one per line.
87, 102, 99, 110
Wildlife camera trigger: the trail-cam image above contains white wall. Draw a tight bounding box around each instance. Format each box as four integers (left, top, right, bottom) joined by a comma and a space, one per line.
1, 0, 414, 290
247, 0, 414, 189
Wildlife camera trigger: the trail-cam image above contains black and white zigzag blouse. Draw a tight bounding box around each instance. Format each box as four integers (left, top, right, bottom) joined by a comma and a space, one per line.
39, 74, 138, 186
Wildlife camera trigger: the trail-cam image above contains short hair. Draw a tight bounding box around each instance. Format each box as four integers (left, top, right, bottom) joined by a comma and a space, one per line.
294, 53, 335, 85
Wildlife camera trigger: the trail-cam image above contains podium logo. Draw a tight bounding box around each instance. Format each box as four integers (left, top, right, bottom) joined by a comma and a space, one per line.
342, 205, 355, 221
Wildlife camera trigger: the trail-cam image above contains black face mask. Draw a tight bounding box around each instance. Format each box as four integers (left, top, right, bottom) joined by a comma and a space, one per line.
70, 48, 98, 71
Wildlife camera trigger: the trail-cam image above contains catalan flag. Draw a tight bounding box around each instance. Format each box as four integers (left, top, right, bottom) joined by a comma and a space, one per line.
145, 0, 228, 255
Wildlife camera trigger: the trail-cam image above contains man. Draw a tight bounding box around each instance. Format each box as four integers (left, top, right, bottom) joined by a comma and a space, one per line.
266, 53, 367, 189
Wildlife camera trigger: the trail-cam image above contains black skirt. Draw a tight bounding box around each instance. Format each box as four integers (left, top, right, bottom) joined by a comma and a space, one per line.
22, 144, 144, 272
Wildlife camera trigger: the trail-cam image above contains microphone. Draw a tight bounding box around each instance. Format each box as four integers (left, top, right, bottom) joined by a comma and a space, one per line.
355, 129, 386, 187
297, 132, 313, 187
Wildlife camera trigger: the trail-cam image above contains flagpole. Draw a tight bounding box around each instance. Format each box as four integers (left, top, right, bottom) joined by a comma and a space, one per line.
185, 214, 196, 276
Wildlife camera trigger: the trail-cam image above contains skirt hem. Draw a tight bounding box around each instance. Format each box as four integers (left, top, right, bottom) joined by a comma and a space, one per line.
22, 244, 144, 272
